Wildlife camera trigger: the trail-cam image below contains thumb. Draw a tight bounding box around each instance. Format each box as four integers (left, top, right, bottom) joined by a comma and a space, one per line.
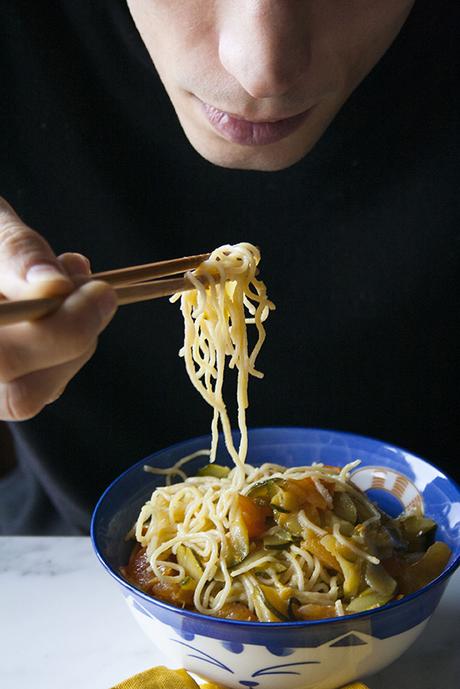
0, 197, 74, 299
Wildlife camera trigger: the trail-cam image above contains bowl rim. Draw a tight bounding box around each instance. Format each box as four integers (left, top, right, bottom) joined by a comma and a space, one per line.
91, 426, 460, 630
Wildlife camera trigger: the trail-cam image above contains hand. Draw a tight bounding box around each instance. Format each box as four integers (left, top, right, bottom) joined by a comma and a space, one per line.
0, 197, 118, 420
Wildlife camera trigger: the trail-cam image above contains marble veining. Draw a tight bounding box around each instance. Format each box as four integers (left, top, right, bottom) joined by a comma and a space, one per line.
0, 537, 88, 576
0, 537, 459, 689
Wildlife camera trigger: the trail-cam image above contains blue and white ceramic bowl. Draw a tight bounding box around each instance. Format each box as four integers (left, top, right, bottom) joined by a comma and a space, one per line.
91, 428, 460, 689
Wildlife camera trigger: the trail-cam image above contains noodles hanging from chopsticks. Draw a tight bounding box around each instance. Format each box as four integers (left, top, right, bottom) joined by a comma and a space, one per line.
171, 242, 275, 488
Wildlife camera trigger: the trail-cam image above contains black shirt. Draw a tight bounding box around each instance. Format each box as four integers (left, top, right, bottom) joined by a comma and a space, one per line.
0, 1, 459, 534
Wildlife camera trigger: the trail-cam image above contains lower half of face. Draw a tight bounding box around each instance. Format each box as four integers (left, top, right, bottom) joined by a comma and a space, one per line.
127, 1, 415, 172
167, 90, 341, 172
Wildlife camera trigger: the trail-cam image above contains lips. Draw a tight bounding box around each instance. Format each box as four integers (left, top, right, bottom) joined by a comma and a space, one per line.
202, 102, 313, 146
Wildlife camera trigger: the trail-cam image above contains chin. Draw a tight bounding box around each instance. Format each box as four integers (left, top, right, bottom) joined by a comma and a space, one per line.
189, 134, 315, 172
178, 120, 319, 172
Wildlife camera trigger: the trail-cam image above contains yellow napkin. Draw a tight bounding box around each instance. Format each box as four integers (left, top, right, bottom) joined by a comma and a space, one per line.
110, 665, 369, 689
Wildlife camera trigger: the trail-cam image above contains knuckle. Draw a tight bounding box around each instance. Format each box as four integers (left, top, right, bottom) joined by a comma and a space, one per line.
0, 213, 60, 286
0, 228, 55, 285
0, 223, 45, 264
0, 196, 18, 223
0, 221, 30, 247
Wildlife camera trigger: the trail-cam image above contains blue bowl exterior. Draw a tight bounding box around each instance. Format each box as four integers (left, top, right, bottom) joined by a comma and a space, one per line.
91, 427, 460, 650
115, 576, 448, 651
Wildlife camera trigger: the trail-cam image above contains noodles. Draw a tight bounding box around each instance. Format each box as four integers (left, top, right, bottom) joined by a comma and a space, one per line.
170, 242, 274, 485
122, 242, 451, 622
128, 455, 428, 620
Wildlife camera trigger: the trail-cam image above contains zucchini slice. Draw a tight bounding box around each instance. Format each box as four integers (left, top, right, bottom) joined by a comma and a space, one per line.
364, 561, 397, 597
333, 492, 358, 525
226, 511, 250, 567
176, 545, 204, 581
321, 534, 361, 598
287, 596, 302, 620
263, 528, 297, 550
273, 510, 304, 536
252, 585, 289, 622
179, 576, 197, 592
197, 463, 230, 479
346, 587, 393, 613
397, 515, 437, 552
258, 583, 290, 621
229, 549, 286, 574
247, 477, 283, 503
270, 485, 300, 513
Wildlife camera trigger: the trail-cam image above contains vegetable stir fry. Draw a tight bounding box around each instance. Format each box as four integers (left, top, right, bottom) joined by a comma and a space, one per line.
121, 462, 451, 622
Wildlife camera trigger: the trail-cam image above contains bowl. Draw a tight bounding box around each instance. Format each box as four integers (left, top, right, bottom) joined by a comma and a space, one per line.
91, 428, 460, 689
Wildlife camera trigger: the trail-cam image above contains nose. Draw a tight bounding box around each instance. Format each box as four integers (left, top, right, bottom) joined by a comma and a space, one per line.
218, 2, 311, 100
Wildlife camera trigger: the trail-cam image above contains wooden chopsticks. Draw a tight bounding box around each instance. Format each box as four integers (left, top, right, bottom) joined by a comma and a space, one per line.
90, 253, 210, 286
0, 252, 210, 327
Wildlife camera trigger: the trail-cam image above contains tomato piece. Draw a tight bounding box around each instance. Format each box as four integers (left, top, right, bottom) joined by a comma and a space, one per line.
121, 546, 153, 588
291, 477, 329, 510
322, 480, 336, 495
238, 494, 272, 538
214, 603, 258, 621
302, 532, 341, 572
121, 546, 195, 607
149, 578, 195, 607
302, 501, 322, 526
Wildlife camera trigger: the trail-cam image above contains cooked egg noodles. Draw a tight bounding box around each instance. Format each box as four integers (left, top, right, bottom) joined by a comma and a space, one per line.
170, 242, 274, 486
128, 242, 451, 622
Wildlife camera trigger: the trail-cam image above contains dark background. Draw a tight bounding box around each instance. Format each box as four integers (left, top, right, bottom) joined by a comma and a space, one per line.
0, 0, 459, 532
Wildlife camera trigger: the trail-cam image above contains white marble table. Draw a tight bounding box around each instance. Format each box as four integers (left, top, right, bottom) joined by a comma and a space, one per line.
0, 537, 459, 689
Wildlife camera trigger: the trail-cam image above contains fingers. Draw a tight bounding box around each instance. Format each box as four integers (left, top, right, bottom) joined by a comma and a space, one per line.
58, 252, 92, 279
0, 197, 118, 421
0, 197, 73, 299
0, 342, 97, 421
0, 280, 118, 382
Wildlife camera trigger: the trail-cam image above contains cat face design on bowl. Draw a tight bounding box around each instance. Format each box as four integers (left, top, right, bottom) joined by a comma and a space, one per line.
126, 595, 424, 689
167, 635, 371, 689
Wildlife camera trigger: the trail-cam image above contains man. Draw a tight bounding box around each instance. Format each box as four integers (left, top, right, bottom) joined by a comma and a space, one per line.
0, 1, 458, 533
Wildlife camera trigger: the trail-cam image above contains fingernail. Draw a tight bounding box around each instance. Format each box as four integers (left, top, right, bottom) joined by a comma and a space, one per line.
26, 263, 67, 284
72, 253, 90, 268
